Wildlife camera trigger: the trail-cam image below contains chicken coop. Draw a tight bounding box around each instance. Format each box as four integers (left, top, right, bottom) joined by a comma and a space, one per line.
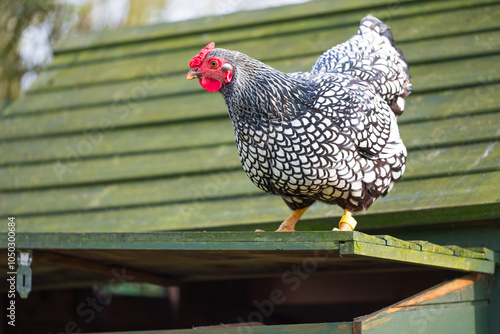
1, 0, 499, 333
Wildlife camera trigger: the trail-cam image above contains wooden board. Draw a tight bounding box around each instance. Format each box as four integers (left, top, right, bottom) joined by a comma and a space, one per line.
0, 232, 494, 293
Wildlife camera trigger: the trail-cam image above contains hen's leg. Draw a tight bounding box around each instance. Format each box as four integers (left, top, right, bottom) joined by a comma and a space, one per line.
275, 206, 310, 232
256, 206, 310, 232
333, 209, 357, 231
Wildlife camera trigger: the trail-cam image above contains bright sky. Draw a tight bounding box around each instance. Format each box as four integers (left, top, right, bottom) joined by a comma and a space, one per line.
19, 0, 310, 90
162, 0, 310, 22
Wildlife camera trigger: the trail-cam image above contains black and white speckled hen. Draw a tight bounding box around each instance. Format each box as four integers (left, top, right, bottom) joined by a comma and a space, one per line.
186, 16, 412, 232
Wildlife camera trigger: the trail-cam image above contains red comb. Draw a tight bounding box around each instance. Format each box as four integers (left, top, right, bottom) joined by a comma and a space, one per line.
189, 42, 215, 68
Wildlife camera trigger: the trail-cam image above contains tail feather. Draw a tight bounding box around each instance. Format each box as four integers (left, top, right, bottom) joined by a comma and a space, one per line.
360, 16, 413, 117
312, 15, 413, 117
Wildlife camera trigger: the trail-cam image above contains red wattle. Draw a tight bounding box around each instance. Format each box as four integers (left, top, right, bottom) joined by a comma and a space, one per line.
200, 77, 222, 92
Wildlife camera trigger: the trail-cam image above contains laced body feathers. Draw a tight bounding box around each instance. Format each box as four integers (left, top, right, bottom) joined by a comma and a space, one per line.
206, 16, 412, 213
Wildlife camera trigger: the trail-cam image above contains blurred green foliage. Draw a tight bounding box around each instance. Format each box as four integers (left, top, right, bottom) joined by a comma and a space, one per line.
0, 0, 170, 110
0, 0, 73, 109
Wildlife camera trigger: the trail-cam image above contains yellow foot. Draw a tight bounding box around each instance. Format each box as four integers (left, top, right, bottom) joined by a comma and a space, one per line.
275, 226, 295, 232
332, 209, 357, 231
272, 206, 310, 232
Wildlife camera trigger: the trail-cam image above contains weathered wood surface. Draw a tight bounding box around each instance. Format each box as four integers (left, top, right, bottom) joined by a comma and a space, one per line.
0, 0, 499, 233
0, 231, 494, 293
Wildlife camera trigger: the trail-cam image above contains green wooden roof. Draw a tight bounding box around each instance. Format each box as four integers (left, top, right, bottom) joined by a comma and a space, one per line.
1, 0, 499, 234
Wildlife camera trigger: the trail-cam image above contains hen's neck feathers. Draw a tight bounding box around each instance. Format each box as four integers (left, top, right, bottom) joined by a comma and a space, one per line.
212, 49, 314, 124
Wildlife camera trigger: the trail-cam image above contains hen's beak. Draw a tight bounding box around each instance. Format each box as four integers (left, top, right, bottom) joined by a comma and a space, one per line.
186, 69, 203, 80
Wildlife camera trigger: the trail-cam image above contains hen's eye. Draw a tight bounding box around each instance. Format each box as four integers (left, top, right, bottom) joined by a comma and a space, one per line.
210, 60, 218, 68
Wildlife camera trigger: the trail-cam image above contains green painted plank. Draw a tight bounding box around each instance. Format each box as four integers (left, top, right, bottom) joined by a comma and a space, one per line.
374, 235, 421, 250
0, 94, 230, 140
5, 49, 500, 117
467, 247, 495, 261
0, 169, 251, 215
409, 241, 455, 256
352, 231, 387, 246
376, 225, 500, 256
402, 83, 500, 124
340, 241, 494, 273
0, 231, 354, 250
0, 231, 489, 270
411, 54, 500, 93
363, 171, 500, 228
0, 118, 236, 166
1, 171, 498, 233
402, 113, 499, 149
404, 141, 499, 179
359, 204, 500, 234
0, 143, 239, 190
2, 79, 498, 141
1, 107, 498, 170
2, 140, 498, 216
401, 29, 500, 64
444, 245, 487, 259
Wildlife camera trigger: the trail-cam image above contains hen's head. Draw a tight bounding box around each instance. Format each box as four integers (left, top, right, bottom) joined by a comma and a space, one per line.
186, 42, 234, 92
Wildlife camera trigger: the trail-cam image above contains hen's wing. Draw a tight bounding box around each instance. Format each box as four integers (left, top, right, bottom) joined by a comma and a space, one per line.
311, 16, 412, 117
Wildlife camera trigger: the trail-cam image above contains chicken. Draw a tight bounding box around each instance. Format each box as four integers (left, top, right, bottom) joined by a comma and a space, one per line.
186, 16, 412, 232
